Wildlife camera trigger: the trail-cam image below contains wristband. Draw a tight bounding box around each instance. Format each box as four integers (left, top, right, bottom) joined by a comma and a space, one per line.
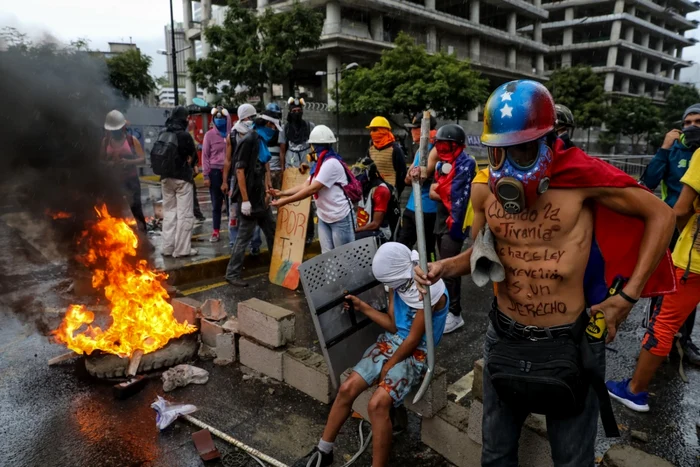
618, 290, 638, 305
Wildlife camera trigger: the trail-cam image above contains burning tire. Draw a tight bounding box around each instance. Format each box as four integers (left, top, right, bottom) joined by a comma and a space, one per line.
84, 335, 198, 379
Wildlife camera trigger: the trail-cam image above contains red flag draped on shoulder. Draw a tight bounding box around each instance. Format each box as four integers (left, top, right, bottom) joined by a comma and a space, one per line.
473, 139, 676, 297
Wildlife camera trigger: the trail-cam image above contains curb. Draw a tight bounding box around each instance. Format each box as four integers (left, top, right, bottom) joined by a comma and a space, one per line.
165, 241, 322, 287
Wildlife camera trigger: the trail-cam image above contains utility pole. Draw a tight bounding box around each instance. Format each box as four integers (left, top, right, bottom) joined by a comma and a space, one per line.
169, 0, 179, 105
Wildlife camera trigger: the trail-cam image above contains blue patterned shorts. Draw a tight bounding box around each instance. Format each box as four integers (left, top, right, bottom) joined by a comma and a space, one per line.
352, 332, 427, 406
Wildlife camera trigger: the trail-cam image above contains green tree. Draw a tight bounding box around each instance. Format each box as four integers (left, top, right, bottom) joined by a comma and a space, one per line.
605, 97, 661, 153
338, 32, 488, 121
546, 65, 606, 129
189, 0, 323, 104
155, 75, 171, 87
106, 49, 156, 101
662, 84, 700, 129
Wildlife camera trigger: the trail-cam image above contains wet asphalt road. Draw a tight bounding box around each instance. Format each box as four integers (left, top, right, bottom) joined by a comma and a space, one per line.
1, 211, 700, 466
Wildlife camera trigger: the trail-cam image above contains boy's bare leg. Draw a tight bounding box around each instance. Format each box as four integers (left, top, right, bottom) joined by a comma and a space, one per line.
368, 388, 394, 467
321, 372, 369, 443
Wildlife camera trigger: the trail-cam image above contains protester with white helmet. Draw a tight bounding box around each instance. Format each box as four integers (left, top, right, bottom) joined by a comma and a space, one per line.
102, 110, 147, 231
270, 125, 355, 253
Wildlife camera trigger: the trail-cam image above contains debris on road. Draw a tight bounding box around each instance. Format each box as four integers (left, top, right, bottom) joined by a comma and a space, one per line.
151, 396, 198, 430
192, 429, 221, 461
268, 388, 275, 395
47, 351, 79, 366
222, 317, 239, 333
113, 375, 148, 399
198, 343, 217, 360
631, 430, 649, 443
162, 364, 209, 392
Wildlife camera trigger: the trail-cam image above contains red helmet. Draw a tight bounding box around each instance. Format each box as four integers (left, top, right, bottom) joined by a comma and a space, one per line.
481, 80, 556, 147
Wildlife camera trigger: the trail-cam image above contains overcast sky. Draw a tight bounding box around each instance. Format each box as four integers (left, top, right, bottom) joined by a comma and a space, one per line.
4, 1, 700, 83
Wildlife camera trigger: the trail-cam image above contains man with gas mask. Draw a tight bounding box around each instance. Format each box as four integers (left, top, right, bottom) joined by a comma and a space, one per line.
430, 124, 477, 334
555, 104, 575, 149
414, 80, 675, 466
224, 113, 281, 287
639, 103, 700, 366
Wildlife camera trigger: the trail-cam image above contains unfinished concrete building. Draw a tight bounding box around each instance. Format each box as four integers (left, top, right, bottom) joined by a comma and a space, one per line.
535, 0, 699, 100
181, 0, 551, 119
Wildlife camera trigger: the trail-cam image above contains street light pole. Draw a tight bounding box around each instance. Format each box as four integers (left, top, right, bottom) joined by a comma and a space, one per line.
169, 0, 179, 105
335, 67, 340, 144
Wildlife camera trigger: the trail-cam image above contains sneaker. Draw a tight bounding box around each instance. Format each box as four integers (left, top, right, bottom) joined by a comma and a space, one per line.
173, 248, 198, 258
444, 313, 465, 334
162, 251, 173, 257
606, 379, 649, 412
209, 232, 220, 243
226, 277, 249, 287
684, 341, 700, 367
194, 217, 205, 226
291, 448, 333, 467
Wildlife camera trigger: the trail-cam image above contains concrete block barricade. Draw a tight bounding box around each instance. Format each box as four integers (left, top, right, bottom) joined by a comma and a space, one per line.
238, 298, 295, 348
201, 299, 227, 321
172, 297, 201, 327
472, 359, 484, 401
404, 366, 448, 418
214, 333, 236, 365
200, 319, 224, 347
283, 347, 333, 404
421, 401, 482, 467
239, 337, 285, 381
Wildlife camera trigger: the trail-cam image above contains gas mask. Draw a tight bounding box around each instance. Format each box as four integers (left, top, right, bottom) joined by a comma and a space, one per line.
487, 137, 553, 214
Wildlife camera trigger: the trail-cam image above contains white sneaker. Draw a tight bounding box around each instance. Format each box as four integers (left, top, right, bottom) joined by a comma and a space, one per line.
444, 313, 464, 334
173, 248, 198, 258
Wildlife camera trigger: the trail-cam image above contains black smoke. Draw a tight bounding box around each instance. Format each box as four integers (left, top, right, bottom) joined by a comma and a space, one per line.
0, 41, 143, 331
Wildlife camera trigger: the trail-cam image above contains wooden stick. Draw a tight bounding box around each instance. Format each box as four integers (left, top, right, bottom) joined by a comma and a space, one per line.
127, 350, 144, 376
48, 351, 79, 366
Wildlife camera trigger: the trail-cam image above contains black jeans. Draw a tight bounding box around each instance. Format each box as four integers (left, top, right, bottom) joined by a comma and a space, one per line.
191, 179, 205, 220
225, 208, 276, 280
437, 233, 463, 317
123, 176, 146, 231
397, 209, 437, 262
208, 169, 226, 231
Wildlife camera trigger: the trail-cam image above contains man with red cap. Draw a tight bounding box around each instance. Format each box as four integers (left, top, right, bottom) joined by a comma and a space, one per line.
415, 80, 676, 466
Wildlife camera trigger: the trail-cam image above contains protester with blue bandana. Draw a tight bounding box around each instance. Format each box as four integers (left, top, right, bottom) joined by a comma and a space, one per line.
202, 107, 231, 243
224, 113, 282, 287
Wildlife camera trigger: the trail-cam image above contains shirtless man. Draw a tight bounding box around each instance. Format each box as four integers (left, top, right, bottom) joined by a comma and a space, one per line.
415, 80, 674, 466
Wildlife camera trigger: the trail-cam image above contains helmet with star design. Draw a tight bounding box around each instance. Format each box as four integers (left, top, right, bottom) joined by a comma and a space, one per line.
481, 80, 556, 148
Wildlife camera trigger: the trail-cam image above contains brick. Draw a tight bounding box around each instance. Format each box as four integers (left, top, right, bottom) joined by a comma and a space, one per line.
405, 366, 447, 418
239, 337, 284, 380
602, 445, 674, 467
421, 401, 482, 467
198, 343, 217, 360
201, 299, 227, 321
472, 358, 484, 401
200, 319, 224, 347
214, 333, 236, 366
238, 298, 294, 348
172, 297, 201, 327
222, 317, 239, 334
467, 399, 483, 445
283, 347, 332, 404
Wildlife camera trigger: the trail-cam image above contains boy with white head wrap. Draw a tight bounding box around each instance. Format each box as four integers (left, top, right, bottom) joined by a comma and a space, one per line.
292, 242, 449, 467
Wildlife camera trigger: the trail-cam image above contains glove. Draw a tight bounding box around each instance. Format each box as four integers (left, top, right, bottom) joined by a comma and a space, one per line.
241, 201, 252, 216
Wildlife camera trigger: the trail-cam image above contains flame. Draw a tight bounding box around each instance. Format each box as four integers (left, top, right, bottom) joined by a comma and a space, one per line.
52, 204, 195, 357
46, 209, 74, 220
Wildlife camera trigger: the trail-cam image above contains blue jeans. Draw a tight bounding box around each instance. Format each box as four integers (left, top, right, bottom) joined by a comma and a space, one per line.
317, 212, 355, 253
481, 323, 602, 467
228, 198, 262, 251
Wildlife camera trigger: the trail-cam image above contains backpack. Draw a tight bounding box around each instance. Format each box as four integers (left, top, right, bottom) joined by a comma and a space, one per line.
151, 131, 180, 176
338, 160, 363, 204
385, 186, 401, 241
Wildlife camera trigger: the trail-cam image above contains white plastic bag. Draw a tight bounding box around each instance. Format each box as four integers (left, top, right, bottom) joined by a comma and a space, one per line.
151, 396, 198, 430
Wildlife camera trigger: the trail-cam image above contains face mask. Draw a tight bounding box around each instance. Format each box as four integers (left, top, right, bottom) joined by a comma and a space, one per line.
257, 125, 275, 142
682, 125, 700, 149
289, 111, 303, 122
488, 138, 553, 214
213, 118, 227, 131
411, 128, 421, 144
110, 130, 124, 141
435, 141, 463, 163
